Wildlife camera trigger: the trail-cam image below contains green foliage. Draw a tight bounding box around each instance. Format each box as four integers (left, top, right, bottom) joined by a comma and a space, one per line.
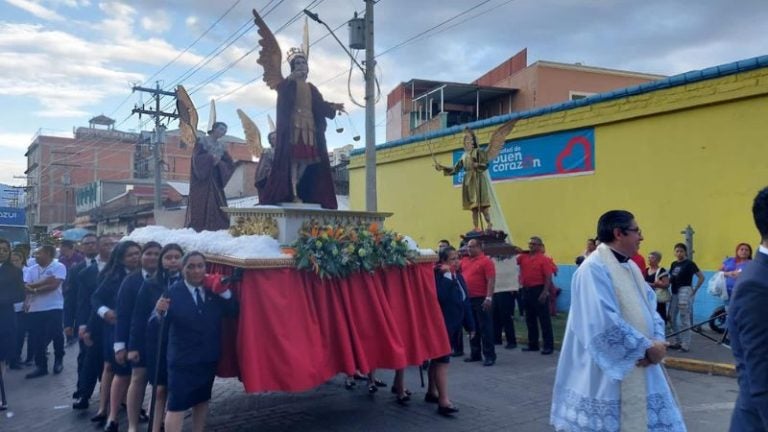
293, 221, 418, 279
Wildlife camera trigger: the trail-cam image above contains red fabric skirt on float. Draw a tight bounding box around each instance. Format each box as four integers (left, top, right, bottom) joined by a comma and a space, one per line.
210, 262, 450, 393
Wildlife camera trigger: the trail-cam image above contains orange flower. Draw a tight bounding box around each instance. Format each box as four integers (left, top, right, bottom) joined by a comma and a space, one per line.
311, 226, 320, 237
368, 223, 379, 234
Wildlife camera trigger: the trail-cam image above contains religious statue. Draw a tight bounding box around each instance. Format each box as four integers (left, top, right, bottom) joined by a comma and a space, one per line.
434, 120, 517, 231
178, 85, 235, 232
251, 9, 344, 209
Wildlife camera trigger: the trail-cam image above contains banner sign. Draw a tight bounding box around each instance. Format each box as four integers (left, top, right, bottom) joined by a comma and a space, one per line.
452, 127, 595, 185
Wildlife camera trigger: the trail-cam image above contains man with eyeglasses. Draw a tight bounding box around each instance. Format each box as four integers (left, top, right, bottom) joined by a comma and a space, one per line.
551, 210, 684, 431
517, 236, 555, 355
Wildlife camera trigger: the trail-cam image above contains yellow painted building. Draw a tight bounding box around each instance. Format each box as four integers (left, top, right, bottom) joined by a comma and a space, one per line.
350, 57, 768, 275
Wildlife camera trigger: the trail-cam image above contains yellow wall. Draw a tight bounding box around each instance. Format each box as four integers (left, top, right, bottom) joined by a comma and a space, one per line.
350, 67, 768, 269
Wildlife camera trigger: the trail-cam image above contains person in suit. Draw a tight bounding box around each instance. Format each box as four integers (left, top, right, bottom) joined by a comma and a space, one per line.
89, 240, 141, 432
73, 235, 114, 413
65, 233, 97, 400
130, 243, 184, 432
729, 186, 768, 431
426, 246, 475, 416
155, 251, 238, 432
0, 238, 25, 410
115, 241, 160, 432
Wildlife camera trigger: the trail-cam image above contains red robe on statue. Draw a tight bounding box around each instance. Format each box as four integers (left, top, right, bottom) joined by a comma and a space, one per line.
258, 79, 338, 209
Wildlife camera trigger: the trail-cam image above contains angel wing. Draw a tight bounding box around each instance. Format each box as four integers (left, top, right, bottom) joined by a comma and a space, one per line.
252, 9, 284, 90
237, 109, 263, 159
176, 85, 199, 148
486, 119, 518, 161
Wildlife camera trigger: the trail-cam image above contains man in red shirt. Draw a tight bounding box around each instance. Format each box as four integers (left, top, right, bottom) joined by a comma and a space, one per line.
517, 236, 555, 355
460, 239, 496, 366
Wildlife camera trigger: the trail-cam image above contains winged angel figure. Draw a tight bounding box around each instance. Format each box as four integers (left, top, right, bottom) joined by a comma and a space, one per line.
177, 85, 235, 232
435, 120, 517, 231
251, 9, 345, 209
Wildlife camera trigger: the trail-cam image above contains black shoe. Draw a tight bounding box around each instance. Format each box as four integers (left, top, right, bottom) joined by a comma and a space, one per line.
505, 343, 518, 350
8, 361, 22, 370
53, 359, 63, 374
73, 397, 89, 410
90, 413, 107, 427
463, 357, 481, 363
373, 378, 387, 388
521, 346, 540, 352
449, 352, 464, 357
104, 420, 118, 432
344, 379, 356, 390
541, 349, 554, 355
437, 405, 459, 416
0, 403, 7, 411
390, 387, 412, 396
395, 394, 410, 405
482, 359, 495, 367
139, 409, 149, 423
668, 343, 682, 350
368, 383, 378, 394
23, 359, 34, 367
72, 390, 81, 399
424, 393, 439, 404
25, 368, 48, 379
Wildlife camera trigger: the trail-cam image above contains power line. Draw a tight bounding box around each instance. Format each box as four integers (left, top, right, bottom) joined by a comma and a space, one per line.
376, 0, 493, 58
142, 0, 245, 86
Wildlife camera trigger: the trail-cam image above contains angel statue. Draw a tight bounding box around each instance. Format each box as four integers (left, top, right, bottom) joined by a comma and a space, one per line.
238, 112, 276, 200
177, 85, 235, 232
434, 120, 517, 231
252, 9, 344, 209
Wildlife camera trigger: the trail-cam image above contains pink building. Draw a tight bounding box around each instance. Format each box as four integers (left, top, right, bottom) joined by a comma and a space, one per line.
386, 48, 665, 141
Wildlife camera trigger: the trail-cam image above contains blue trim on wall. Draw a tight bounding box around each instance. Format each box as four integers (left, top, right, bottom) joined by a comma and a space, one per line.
352, 54, 768, 157
554, 265, 725, 323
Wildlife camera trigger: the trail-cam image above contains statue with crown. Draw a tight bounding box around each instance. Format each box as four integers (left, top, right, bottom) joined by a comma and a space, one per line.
250, 9, 344, 209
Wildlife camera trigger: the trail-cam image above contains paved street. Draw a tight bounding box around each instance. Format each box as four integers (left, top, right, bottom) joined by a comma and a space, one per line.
1, 335, 738, 432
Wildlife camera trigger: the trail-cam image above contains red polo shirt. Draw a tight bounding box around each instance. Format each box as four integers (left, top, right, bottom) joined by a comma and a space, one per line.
460, 253, 495, 298
517, 253, 553, 287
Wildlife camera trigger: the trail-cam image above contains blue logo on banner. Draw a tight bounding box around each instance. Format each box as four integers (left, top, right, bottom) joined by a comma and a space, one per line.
453, 128, 595, 185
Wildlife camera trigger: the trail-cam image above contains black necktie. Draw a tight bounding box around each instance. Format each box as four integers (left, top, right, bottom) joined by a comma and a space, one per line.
91, 258, 97, 266
195, 288, 204, 313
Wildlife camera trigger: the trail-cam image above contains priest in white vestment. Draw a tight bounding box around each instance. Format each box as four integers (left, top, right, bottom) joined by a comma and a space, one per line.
551, 210, 686, 432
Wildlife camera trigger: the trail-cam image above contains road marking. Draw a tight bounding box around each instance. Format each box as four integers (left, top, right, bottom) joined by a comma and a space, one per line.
682, 402, 735, 412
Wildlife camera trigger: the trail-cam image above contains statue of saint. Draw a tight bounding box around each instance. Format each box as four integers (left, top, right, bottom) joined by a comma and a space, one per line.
177, 86, 235, 232
434, 120, 517, 231
251, 10, 344, 209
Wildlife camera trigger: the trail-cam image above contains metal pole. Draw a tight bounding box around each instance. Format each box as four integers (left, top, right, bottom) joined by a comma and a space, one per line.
153, 82, 163, 212
364, 0, 376, 212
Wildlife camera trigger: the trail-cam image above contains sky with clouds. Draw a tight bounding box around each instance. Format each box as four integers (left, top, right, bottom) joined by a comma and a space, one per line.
0, 0, 766, 187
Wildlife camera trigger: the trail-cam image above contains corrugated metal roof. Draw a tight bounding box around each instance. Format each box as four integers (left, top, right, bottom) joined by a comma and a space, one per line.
352, 54, 768, 156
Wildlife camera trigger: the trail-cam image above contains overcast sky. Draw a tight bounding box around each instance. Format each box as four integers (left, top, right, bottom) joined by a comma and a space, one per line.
0, 0, 766, 186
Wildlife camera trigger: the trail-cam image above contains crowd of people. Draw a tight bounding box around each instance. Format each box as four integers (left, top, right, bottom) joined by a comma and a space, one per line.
2, 188, 768, 431
0, 234, 238, 432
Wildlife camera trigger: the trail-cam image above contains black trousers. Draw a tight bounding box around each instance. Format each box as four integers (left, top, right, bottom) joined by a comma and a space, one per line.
492, 291, 518, 345
77, 325, 104, 400
522, 286, 554, 350
468, 297, 496, 361
14, 311, 33, 362
450, 327, 464, 355
27, 309, 64, 370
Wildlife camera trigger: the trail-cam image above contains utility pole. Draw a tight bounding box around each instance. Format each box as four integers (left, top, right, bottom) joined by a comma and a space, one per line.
132, 82, 178, 211
364, 0, 376, 212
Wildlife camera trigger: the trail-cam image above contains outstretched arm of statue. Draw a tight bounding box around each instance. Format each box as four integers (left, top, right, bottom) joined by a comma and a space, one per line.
436, 159, 463, 176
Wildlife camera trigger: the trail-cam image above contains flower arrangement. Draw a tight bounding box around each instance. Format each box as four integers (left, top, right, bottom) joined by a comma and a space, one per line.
293, 220, 418, 279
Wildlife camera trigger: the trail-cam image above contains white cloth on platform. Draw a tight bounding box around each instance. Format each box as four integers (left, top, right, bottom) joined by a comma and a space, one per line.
550, 244, 686, 432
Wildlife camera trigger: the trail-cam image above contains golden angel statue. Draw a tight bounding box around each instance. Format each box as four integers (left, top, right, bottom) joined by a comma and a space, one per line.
435, 120, 517, 231
177, 85, 235, 232
251, 9, 344, 209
